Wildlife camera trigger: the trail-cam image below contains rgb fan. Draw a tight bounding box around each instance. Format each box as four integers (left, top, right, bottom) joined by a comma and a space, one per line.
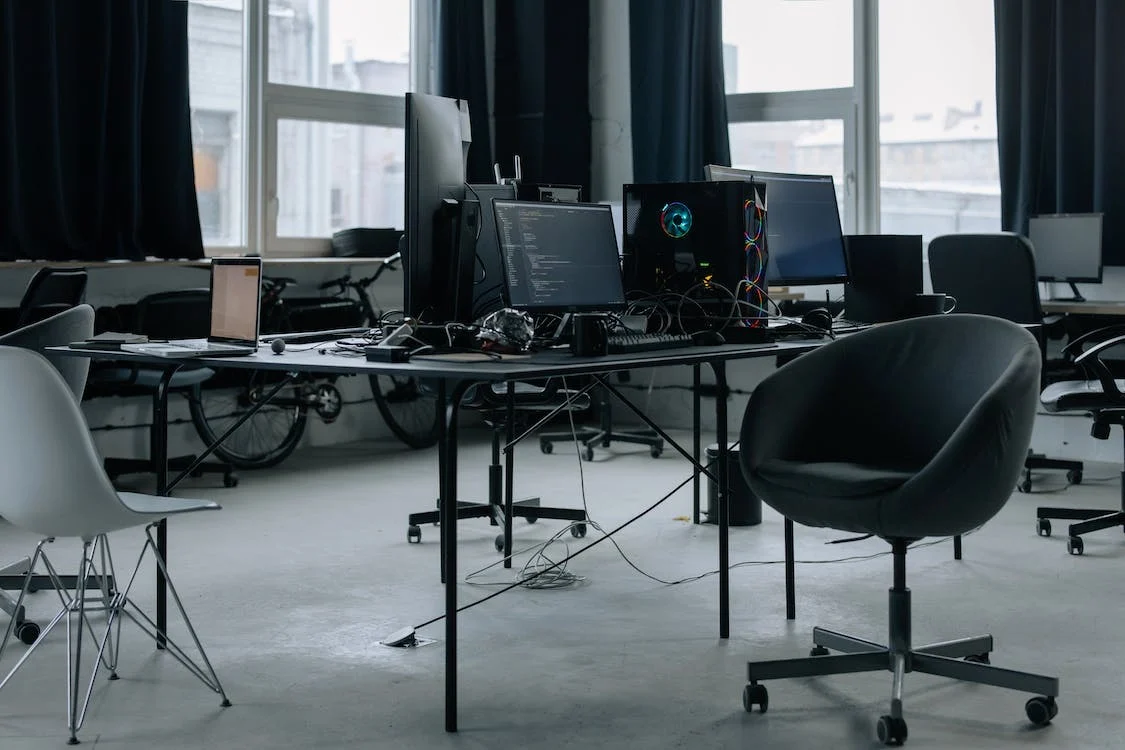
742, 197, 768, 325
660, 202, 693, 239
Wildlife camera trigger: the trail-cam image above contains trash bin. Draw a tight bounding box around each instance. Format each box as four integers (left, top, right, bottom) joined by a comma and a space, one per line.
705, 443, 762, 526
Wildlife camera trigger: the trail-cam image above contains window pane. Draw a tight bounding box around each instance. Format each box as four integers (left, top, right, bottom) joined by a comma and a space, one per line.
729, 119, 846, 222
268, 0, 411, 96
188, 0, 244, 247
276, 120, 404, 238
879, 1, 1000, 243
722, 0, 853, 94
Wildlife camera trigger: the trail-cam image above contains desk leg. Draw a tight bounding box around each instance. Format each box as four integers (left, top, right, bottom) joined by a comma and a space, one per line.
439, 380, 469, 732
503, 383, 515, 568
693, 365, 701, 524
711, 362, 730, 639
152, 367, 178, 651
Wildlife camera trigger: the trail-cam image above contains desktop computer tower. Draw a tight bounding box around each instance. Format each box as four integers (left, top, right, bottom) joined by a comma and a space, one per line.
622, 180, 767, 332
842, 234, 923, 323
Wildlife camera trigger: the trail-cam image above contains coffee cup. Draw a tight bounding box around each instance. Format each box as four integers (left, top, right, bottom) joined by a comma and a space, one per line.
911, 293, 957, 317
570, 314, 609, 356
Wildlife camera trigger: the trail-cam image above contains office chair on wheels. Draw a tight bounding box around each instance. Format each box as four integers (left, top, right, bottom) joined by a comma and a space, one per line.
407, 380, 591, 553
929, 232, 1084, 492
0, 347, 229, 745
738, 314, 1058, 745
538, 384, 663, 461
13, 267, 89, 329
0, 306, 95, 647
90, 290, 237, 488
1037, 324, 1125, 555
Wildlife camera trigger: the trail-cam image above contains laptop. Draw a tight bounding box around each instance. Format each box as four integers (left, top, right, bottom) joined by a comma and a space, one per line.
123, 258, 263, 358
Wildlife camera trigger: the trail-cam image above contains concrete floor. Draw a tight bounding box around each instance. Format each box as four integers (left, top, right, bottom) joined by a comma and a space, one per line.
0, 430, 1122, 749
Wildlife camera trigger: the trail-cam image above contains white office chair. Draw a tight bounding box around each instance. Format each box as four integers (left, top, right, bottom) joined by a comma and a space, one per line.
0, 346, 230, 745
0, 305, 95, 646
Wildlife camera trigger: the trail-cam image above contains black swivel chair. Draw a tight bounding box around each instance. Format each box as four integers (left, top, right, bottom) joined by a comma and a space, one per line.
738, 314, 1058, 745
537, 385, 664, 461
91, 290, 237, 488
929, 232, 1084, 491
14, 267, 89, 329
1037, 324, 1125, 554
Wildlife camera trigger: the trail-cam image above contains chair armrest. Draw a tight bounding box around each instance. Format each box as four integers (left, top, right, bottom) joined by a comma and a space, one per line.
1062, 324, 1125, 359
1071, 334, 1125, 400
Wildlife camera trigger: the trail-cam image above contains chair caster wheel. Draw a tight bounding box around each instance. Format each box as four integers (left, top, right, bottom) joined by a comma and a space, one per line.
964, 652, 990, 664
1067, 536, 1084, 555
650, 445, 663, 458
223, 474, 239, 488
876, 715, 908, 745
540, 441, 553, 455
494, 534, 506, 554
742, 683, 768, 713
1025, 695, 1057, 726
1066, 469, 1082, 484
571, 523, 587, 539
407, 525, 421, 544
15, 620, 40, 645
1037, 518, 1051, 537
810, 645, 830, 656
1018, 478, 1032, 493
583, 446, 594, 462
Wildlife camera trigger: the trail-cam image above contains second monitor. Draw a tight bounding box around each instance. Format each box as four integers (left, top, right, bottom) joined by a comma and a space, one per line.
494, 200, 626, 313
1028, 213, 1103, 302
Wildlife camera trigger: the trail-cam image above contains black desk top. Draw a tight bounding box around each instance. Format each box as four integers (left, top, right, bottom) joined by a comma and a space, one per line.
54, 339, 820, 382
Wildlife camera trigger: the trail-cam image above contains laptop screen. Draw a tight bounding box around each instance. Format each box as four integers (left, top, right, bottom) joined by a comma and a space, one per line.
209, 259, 262, 343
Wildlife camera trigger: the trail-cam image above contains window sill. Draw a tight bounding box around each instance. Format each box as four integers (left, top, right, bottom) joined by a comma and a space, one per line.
0, 256, 388, 269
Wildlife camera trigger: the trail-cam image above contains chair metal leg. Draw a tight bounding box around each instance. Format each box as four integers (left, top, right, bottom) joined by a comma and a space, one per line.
915, 634, 993, 659
1069, 511, 1125, 537
748, 650, 889, 682
812, 626, 884, 654
911, 652, 1059, 696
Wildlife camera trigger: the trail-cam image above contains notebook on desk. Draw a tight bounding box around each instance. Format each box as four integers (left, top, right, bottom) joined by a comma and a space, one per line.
120, 258, 263, 358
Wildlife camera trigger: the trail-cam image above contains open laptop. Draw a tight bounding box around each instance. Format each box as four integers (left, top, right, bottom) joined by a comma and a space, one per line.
123, 258, 263, 358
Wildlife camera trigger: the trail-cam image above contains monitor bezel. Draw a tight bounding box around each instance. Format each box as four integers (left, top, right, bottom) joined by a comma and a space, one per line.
1029, 212, 1104, 284
207, 256, 263, 347
492, 198, 627, 314
704, 164, 850, 286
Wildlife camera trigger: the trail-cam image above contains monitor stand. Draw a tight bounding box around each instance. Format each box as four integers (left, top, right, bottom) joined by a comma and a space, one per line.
1050, 282, 1085, 302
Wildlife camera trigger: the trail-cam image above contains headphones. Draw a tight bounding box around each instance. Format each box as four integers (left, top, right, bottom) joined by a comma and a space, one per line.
800, 307, 834, 332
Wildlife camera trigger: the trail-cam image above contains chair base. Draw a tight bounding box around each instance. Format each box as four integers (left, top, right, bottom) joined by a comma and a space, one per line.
539, 399, 664, 461
1020, 452, 1083, 493
407, 497, 587, 550
0, 530, 230, 745
743, 540, 1058, 745
104, 455, 238, 488
1036, 465, 1125, 555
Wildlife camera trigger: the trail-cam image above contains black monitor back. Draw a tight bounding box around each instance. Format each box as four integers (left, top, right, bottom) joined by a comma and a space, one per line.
467, 183, 518, 319
843, 235, 923, 323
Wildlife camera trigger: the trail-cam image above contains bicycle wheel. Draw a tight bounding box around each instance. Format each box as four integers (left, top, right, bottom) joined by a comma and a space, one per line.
188, 371, 308, 469
370, 374, 439, 449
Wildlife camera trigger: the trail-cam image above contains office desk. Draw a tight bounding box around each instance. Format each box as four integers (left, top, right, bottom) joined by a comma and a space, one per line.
1041, 299, 1125, 316
57, 339, 818, 732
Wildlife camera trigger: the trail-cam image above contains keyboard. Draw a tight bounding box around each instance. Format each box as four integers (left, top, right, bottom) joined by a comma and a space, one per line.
606, 332, 693, 354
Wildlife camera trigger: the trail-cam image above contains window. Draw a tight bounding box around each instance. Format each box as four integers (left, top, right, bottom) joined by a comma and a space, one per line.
188, 0, 245, 248
186, 0, 418, 255
722, 0, 853, 94
878, 0, 1000, 244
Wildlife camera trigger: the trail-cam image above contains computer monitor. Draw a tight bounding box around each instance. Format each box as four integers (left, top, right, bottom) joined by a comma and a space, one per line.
705, 165, 849, 286
493, 200, 627, 313
1029, 213, 1103, 301
403, 92, 473, 322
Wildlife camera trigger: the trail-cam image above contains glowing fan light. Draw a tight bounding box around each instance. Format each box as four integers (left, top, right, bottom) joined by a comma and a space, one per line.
660, 202, 693, 238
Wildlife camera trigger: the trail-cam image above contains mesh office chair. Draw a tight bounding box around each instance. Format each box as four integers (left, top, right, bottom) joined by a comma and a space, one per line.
0, 306, 95, 646
14, 266, 88, 328
0, 347, 229, 745
1037, 324, 1125, 554
738, 314, 1058, 745
90, 290, 238, 487
929, 232, 1084, 491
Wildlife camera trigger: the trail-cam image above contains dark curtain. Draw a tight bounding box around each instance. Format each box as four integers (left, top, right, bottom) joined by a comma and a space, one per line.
629, 0, 730, 184
435, 0, 493, 184
995, 0, 1125, 264
0, 0, 203, 261
493, 0, 591, 195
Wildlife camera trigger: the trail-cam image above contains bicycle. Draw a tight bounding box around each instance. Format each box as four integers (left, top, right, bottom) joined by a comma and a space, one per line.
186, 253, 439, 469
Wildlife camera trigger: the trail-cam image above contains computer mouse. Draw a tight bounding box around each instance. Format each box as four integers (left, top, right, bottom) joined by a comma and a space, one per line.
691, 329, 726, 346
801, 308, 833, 332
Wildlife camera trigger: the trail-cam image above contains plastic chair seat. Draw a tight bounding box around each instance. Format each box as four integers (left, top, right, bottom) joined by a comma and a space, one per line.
1041, 378, 1125, 413
117, 492, 220, 517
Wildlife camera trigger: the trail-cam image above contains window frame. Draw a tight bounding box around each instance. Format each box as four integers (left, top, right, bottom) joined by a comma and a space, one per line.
201, 0, 424, 257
